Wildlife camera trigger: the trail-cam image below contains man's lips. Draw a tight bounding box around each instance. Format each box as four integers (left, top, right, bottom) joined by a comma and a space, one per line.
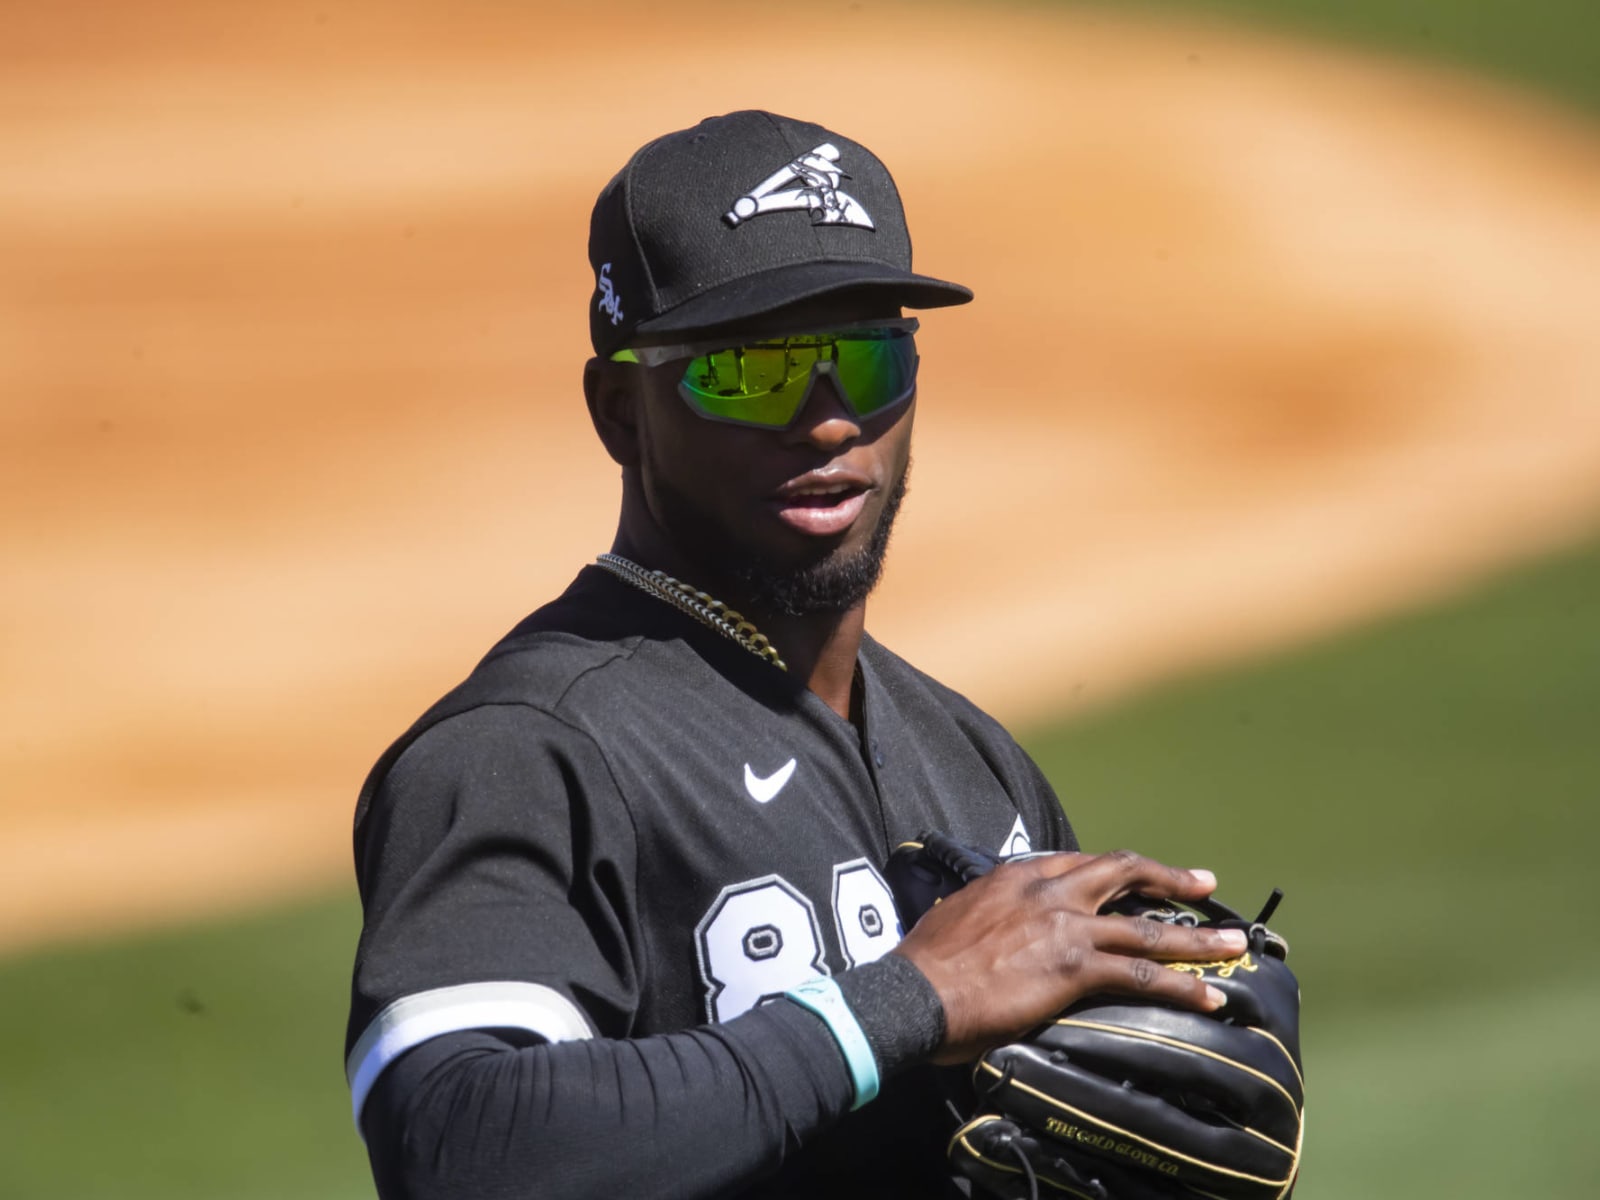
769, 470, 873, 537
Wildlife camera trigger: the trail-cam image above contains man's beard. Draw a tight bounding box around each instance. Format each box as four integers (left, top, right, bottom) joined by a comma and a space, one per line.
653, 460, 911, 618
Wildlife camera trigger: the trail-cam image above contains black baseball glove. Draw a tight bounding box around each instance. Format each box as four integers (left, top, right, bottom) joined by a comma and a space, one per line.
885, 834, 1304, 1200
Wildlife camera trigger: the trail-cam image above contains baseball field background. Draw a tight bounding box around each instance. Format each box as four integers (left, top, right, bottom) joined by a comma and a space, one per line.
3, 0, 1598, 1195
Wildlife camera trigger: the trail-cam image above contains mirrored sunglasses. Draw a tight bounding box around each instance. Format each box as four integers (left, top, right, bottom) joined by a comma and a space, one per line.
611, 318, 919, 429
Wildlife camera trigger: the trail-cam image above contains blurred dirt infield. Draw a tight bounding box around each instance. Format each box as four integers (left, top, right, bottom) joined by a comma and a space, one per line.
5, 0, 1600, 954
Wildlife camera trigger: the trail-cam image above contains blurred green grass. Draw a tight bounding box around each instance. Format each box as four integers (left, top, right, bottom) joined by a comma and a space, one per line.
1304, 978, 1600, 1198
1113, 0, 1600, 113
4, 535, 1596, 1198
0, 895, 372, 1200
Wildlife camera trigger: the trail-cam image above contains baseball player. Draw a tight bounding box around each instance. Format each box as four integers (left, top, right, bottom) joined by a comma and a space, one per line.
344, 110, 1246, 1198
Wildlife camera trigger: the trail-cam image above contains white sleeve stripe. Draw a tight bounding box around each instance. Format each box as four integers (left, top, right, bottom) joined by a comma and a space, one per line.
346, 981, 595, 1129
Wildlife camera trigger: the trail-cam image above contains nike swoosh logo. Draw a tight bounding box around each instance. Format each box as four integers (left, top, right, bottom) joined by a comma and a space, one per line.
743, 758, 797, 804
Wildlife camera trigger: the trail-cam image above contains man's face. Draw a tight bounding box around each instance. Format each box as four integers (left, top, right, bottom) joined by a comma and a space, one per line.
628, 324, 916, 618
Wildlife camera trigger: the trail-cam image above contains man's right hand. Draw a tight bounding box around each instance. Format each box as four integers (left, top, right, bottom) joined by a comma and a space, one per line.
891, 849, 1247, 1064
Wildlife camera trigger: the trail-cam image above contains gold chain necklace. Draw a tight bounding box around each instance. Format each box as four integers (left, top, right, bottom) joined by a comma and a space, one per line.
594, 553, 788, 672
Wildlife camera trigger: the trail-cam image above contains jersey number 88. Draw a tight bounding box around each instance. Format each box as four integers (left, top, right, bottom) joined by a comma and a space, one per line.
693, 860, 902, 1023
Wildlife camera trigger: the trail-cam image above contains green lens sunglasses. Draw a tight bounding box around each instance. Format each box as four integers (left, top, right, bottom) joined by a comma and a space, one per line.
610, 318, 919, 429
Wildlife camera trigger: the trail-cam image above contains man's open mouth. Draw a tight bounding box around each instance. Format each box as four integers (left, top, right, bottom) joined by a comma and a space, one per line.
771, 477, 871, 536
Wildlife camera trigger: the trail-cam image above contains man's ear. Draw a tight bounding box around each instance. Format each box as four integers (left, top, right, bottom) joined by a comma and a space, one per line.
584, 357, 641, 468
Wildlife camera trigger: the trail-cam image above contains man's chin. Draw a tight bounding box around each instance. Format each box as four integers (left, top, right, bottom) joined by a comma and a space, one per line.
652, 464, 910, 619
730, 545, 885, 618
731, 474, 907, 618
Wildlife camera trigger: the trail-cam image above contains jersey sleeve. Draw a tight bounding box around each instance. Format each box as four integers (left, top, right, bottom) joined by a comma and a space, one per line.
940, 689, 1078, 856
1013, 745, 1077, 853
345, 703, 643, 1127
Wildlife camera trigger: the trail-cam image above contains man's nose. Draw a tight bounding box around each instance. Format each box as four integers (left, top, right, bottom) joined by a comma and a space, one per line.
783, 369, 860, 452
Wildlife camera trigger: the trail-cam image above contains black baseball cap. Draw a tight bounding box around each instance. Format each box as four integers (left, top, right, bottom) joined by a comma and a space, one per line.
586, 110, 973, 358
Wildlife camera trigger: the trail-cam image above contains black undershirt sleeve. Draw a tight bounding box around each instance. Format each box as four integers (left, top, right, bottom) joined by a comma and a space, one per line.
361, 956, 947, 1200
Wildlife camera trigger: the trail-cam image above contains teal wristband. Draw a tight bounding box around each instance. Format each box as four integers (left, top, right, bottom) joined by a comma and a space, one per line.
783, 976, 880, 1110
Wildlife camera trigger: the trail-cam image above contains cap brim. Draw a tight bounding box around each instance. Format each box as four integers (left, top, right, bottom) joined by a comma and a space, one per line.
629, 260, 972, 345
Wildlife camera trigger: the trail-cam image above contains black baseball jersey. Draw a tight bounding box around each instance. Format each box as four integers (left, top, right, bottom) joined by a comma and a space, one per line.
346, 565, 1075, 1196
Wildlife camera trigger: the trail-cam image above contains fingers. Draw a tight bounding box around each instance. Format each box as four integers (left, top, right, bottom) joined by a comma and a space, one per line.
1080, 948, 1228, 1012
1030, 847, 1216, 909
1082, 921, 1244, 1013
1005, 850, 1244, 1013
903, 845, 1246, 1060
1092, 910, 1247, 963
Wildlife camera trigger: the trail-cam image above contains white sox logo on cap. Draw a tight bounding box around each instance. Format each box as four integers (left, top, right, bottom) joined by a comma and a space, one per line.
596, 263, 624, 326
723, 143, 875, 230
